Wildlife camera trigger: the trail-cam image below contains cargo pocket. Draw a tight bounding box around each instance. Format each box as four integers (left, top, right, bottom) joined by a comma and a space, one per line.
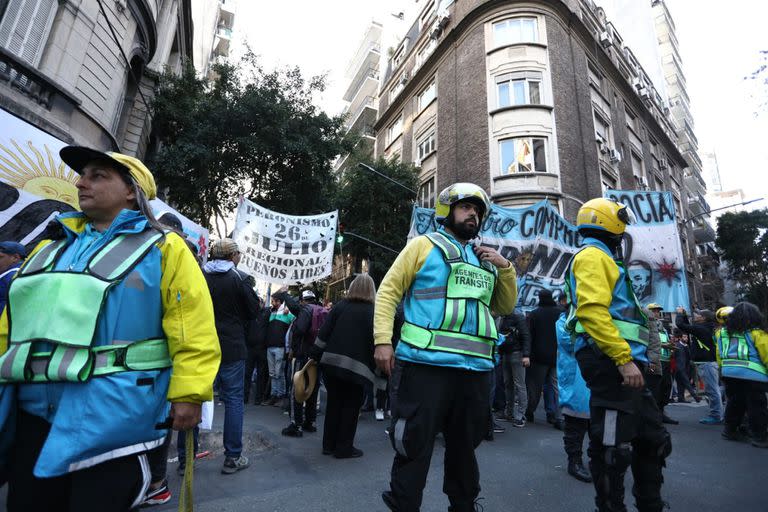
390, 401, 420, 459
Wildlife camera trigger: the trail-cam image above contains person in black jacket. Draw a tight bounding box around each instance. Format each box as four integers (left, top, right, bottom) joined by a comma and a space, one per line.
278, 289, 326, 437
525, 289, 564, 429
245, 306, 271, 405
309, 274, 380, 459
498, 310, 531, 427
676, 307, 723, 424
203, 238, 260, 474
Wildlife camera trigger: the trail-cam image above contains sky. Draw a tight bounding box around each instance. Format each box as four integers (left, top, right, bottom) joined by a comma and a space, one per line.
231, 0, 768, 204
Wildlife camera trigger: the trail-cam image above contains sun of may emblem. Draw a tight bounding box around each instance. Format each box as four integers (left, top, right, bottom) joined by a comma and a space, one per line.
0, 139, 79, 209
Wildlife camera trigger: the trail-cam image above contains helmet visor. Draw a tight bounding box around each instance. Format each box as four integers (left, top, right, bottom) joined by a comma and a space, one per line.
617, 203, 636, 225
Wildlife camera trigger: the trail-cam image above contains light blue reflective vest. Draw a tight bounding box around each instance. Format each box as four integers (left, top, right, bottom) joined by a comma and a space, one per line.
716, 328, 768, 383
396, 230, 498, 372
556, 313, 590, 418
565, 237, 649, 364
1, 210, 172, 477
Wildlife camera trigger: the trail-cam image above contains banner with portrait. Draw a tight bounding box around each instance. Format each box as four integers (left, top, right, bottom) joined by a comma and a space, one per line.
232, 197, 337, 285
0, 107, 209, 259
408, 191, 689, 312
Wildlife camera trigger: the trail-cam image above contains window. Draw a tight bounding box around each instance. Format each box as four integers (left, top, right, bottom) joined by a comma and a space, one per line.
386, 114, 403, 146
654, 176, 664, 192
625, 105, 639, 134
417, 131, 436, 161
492, 17, 538, 46
587, 61, 602, 90
418, 176, 436, 208
390, 75, 406, 101
417, 79, 436, 110
601, 171, 616, 193
593, 109, 611, 148
419, 0, 436, 30
499, 138, 547, 174
496, 71, 541, 107
631, 151, 646, 188
416, 38, 437, 68
0, 0, 58, 66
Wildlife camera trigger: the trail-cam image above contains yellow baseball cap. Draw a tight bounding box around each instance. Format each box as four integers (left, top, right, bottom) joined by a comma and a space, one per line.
60, 146, 157, 200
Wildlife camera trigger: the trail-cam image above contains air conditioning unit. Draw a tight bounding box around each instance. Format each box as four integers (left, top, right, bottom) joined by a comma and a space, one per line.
609, 149, 621, 163
597, 140, 609, 154
636, 176, 649, 190
599, 31, 612, 48
639, 87, 651, 100
414, 156, 422, 167
631, 77, 643, 90
436, 10, 451, 28
399, 72, 410, 85
659, 158, 668, 170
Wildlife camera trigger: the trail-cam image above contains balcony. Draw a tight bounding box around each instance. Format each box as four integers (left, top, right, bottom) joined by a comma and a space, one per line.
0, 47, 80, 111
218, 0, 235, 28
344, 96, 377, 134
343, 66, 379, 103
693, 220, 716, 244
687, 192, 710, 216
213, 29, 231, 57
684, 173, 707, 197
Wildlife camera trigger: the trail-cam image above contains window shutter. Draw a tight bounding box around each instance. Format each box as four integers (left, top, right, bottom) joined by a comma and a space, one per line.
0, 0, 57, 66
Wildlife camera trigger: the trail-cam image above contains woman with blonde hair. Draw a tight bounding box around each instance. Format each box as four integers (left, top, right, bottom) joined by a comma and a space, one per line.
309, 273, 379, 458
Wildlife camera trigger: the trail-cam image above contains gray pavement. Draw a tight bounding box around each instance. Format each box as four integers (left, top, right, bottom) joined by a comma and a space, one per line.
151, 398, 765, 512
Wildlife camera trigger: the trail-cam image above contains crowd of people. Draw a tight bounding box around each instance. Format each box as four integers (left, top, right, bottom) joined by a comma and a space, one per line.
0, 147, 765, 512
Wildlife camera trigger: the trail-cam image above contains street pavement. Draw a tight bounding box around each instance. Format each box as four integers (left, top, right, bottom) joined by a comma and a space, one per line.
150, 397, 765, 512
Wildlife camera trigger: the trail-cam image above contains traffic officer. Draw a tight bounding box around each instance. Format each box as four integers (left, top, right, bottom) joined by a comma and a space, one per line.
565, 198, 671, 512
645, 303, 677, 425
374, 183, 517, 512
715, 302, 768, 448
0, 146, 221, 511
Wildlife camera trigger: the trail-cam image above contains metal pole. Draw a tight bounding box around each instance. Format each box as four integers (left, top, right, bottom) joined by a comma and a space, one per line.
357, 163, 418, 196
683, 197, 764, 226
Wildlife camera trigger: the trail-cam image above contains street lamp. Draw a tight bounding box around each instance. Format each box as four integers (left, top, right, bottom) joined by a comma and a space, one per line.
683, 197, 764, 226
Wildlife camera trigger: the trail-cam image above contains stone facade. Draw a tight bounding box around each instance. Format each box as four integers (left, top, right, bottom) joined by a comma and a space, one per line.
0, 0, 193, 157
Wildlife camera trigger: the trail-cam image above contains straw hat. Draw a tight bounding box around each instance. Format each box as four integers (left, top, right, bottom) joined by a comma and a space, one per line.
293, 359, 318, 403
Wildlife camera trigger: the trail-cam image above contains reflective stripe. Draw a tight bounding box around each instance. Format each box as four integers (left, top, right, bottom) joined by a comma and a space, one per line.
394, 419, 408, 457
443, 299, 461, 331
426, 232, 462, 261
603, 409, 617, 446
320, 352, 378, 385
721, 359, 768, 376
314, 338, 327, 349
432, 334, 494, 359
478, 305, 494, 339
19, 239, 66, 275
89, 229, 164, 280
412, 286, 447, 297
67, 436, 166, 473
130, 454, 152, 510
575, 319, 649, 346
0, 343, 29, 380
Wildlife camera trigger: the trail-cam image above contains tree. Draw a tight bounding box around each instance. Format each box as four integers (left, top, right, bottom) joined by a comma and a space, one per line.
715, 208, 768, 312
334, 152, 419, 284
149, 53, 350, 234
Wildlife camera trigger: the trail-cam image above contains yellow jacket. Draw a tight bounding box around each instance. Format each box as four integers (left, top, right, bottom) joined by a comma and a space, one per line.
0, 218, 220, 404
571, 246, 632, 366
374, 235, 518, 345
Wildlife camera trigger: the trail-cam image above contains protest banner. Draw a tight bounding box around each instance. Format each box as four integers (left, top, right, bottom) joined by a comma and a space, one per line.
232, 197, 337, 285
409, 191, 689, 311
0, 108, 209, 259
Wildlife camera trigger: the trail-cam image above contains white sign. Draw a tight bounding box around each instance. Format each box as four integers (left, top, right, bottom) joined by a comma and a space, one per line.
232, 197, 337, 285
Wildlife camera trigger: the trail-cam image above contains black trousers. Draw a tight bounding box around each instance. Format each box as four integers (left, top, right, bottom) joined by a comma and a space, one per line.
563, 415, 590, 462
577, 348, 671, 512
387, 361, 490, 512
723, 377, 768, 439
673, 366, 697, 400
290, 356, 319, 427
146, 429, 172, 483
322, 373, 364, 455
7, 410, 148, 512
525, 362, 561, 420
646, 363, 673, 414
245, 347, 270, 403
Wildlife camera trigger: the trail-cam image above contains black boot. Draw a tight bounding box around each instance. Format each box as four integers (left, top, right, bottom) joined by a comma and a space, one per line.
568, 459, 592, 483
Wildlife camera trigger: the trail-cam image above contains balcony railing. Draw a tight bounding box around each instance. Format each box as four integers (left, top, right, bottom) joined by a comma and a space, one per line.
0, 47, 79, 111
345, 95, 376, 131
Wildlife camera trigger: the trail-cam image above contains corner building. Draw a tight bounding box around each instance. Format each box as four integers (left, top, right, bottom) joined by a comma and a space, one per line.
374, 0, 688, 224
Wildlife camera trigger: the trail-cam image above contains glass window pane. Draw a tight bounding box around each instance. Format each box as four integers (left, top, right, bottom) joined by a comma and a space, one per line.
510, 19, 522, 43
516, 138, 533, 172
521, 19, 537, 41
500, 140, 515, 175
529, 81, 541, 104
512, 81, 526, 105
533, 139, 546, 172
497, 82, 510, 107
493, 21, 508, 45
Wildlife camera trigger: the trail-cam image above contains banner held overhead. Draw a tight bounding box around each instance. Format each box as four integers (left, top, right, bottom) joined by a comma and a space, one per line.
232, 197, 337, 285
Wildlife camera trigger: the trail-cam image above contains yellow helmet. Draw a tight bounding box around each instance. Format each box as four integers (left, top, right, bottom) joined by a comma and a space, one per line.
716, 306, 733, 324
576, 198, 636, 235
646, 303, 663, 311
435, 183, 491, 223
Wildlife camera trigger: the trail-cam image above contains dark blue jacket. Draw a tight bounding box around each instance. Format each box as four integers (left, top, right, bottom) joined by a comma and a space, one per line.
0, 262, 21, 312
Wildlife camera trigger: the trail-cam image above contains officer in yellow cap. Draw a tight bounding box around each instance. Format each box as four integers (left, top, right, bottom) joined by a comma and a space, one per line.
564, 198, 670, 512
0, 146, 221, 510
374, 183, 518, 512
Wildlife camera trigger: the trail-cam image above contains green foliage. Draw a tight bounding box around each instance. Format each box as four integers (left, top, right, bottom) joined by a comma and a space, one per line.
149, 53, 350, 233
715, 208, 768, 311
334, 152, 419, 284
